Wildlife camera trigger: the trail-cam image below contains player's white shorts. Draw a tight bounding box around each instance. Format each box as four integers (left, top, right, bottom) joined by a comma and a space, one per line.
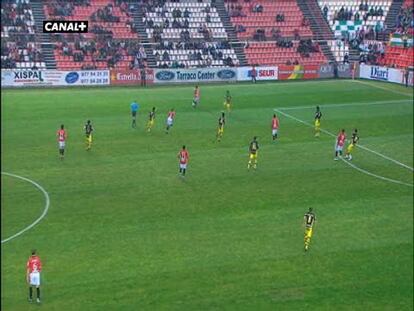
179, 163, 187, 169
272, 129, 278, 136
167, 117, 173, 126
335, 144, 344, 152
29, 272, 40, 286
59, 141, 65, 149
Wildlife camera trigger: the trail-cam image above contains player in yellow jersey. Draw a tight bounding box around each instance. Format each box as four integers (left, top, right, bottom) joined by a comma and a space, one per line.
146, 107, 156, 132
345, 129, 359, 161
216, 112, 225, 142
223, 90, 232, 113
303, 207, 316, 252
84, 120, 93, 151
247, 136, 259, 170
314, 106, 322, 138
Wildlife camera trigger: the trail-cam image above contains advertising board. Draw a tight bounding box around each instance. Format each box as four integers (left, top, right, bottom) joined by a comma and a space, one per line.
154, 68, 237, 83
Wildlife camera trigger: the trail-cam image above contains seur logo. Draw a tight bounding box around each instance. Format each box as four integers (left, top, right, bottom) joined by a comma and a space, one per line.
217, 69, 236, 79
370, 66, 388, 81
65, 72, 79, 84
155, 71, 175, 81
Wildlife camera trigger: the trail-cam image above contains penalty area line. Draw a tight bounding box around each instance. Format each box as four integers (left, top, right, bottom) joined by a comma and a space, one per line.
273, 109, 413, 188
277, 99, 412, 111
1, 172, 50, 244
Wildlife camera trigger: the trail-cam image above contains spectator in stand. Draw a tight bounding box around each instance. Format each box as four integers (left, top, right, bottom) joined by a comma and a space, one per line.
184, 8, 190, 18
374, 21, 383, 40
369, 6, 375, 17
271, 27, 281, 40
323, 5, 328, 19
294, 28, 300, 40
252, 3, 263, 13
224, 56, 234, 66
162, 50, 170, 61
276, 13, 285, 22
343, 52, 349, 64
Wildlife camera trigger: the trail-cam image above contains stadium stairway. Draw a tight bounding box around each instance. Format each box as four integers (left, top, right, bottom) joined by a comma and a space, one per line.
347, 46, 361, 63
296, 0, 335, 62
296, 0, 334, 41
318, 41, 335, 63
31, 0, 56, 69
214, 0, 248, 66
130, 6, 156, 68
382, 0, 404, 40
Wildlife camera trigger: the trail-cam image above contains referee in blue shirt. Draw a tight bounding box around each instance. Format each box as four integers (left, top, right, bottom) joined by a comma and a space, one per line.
131, 101, 140, 128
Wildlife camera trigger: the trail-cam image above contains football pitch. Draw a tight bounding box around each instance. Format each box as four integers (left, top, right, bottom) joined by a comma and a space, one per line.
1, 79, 413, 310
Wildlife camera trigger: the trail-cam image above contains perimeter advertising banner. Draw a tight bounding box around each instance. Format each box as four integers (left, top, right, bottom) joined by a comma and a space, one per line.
337, 63, 354, 78
110, 69, 154, 85
359, 64, 412, 85
154, 68, 237, 84
237, 66, 278, 81
318, 64, 334, 78
1, 69, 110, 87
278, 65, 319, 80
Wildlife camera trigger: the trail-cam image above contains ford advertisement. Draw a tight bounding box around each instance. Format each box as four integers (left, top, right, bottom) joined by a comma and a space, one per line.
154, 68, 237, 84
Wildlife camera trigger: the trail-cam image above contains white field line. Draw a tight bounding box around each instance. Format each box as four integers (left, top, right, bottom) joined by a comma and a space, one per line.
352, 79, 414, 97
276, 102, 414, 172
1, 172, 50, 244
278, 99, 412, 111
273, 109, 414, 188
340, 159, 413, 187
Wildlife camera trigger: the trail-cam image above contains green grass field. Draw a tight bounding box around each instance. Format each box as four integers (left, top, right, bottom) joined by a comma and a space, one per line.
1, 79, 413, 310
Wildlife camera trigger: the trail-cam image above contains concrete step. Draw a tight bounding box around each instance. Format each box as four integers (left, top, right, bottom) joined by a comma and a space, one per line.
214, 0, 248, 65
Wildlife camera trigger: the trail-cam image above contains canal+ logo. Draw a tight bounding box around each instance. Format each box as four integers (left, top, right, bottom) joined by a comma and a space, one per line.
43, 21, 88, 33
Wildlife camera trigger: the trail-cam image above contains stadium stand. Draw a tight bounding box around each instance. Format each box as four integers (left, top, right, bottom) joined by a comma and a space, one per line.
379, 45, 413, 68
318, 0, 393, 62
44, 0, 144, 70
225, 0, 313, 39
245, 40, 327, 66
379, 0, 413, 68
327, 39, 350, 62
1, 0, 46, 69
224, 0, 327, 66
144, 0, 239, 68
1, 0, 411, 70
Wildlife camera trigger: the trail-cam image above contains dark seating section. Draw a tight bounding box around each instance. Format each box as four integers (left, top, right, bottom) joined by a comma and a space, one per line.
144, 0, 239, 68
1, 0, 46, 69
44, 0, 143, 70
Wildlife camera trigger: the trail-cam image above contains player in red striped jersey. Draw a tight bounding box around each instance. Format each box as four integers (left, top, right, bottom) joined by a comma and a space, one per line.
56, 124, 67, 159
26, 250, 42, 303
334, 129, 346, 160
271, 114, 279, 141
178, 145, 189, 177
165, 108, 176, 134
